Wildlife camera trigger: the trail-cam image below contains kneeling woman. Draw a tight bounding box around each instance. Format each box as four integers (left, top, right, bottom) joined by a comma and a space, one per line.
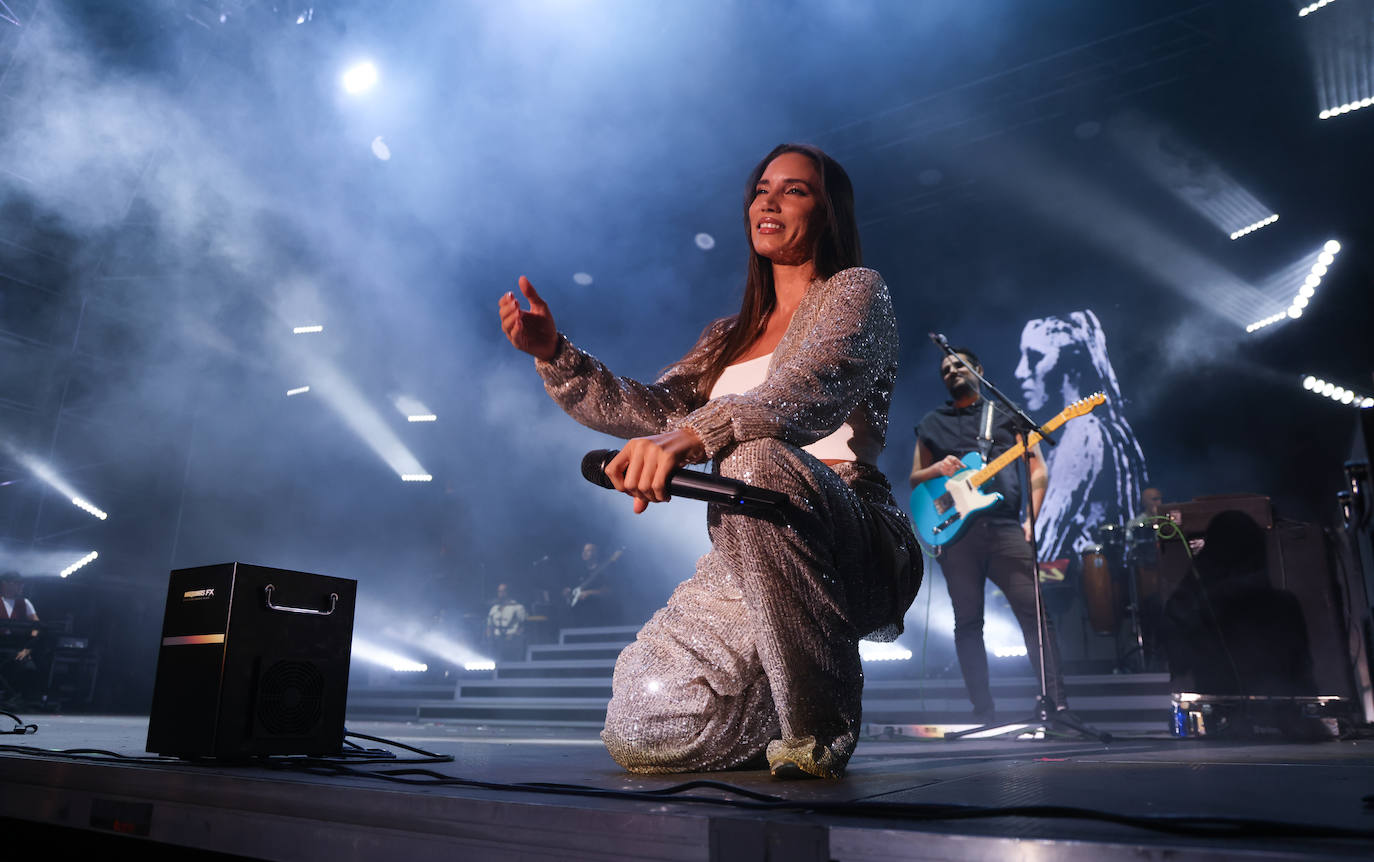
498, 143, 921, 778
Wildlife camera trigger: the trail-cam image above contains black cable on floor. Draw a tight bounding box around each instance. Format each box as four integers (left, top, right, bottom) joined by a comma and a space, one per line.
1, 711, 37, 735
3, 727, 1373, 842
252, 758, 1374, 841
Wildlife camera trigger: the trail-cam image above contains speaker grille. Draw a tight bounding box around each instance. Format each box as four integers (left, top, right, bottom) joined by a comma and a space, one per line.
256, 660, 324, 737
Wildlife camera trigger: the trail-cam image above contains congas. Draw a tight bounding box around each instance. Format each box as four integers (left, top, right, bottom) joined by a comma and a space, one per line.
1126, 517, 1161, 602
1080, 544, 1120, 635
1093, 523, 1125, 558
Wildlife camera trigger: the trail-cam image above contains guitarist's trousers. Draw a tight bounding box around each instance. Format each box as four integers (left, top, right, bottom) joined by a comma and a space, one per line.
938, 517, 1067, 713
600, 438, 922, 776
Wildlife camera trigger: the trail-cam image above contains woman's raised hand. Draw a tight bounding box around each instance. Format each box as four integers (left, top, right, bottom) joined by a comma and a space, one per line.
605, 429, 707, 514
498, 276, 559, 361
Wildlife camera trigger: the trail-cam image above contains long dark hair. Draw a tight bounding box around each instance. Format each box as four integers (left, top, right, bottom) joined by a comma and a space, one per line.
684, 143, 862, 393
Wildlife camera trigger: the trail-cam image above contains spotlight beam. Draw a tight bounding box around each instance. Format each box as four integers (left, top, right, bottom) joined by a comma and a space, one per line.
292, 350, 433, 482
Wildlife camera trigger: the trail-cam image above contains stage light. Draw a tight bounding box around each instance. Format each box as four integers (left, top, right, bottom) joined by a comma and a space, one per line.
1298, 0, 1336, 16
694, 233, 716, 251
1321, 99, 1370, 118
858, 641, 912, 662
371, 137, 391, 161
293, 325, 324, 334
400, 473, 432, 482
392, 395, 437, 424
1249, 241, 1344, 334
71, 497, 108, 520
352, 639, 427, 672
1322, 381, 1336, 396
60, 551, 98, 578
291, 353, 430, 480
341, 61, 378, 95
1303, 376, 1317, 390
1229, 213, 1279, 240
286, 386, 311, 397
572, 272, 594, 286
463, 660, 495, 671
1342, 391, 1356, 404
1364, 398, 1374, 408
1246, 310, 1289, 332
992, 645, 1028, 658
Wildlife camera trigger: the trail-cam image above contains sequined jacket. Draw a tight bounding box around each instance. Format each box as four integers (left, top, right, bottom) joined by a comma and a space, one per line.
535, 266, 897, 475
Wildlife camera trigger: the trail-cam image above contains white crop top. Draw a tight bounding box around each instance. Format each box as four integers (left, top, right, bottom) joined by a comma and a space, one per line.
707, 353, 859, 462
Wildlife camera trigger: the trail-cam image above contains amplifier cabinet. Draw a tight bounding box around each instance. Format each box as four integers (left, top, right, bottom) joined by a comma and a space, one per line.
146, 563, 356, 758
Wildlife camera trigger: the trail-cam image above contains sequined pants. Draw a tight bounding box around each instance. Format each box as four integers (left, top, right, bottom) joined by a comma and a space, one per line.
601, 438, 920, 774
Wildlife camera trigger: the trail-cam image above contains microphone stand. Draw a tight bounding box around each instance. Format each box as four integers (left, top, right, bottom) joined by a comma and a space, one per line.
928, 334, 1111, 744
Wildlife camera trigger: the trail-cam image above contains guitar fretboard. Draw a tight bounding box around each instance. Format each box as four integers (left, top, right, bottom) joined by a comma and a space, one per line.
965, 394, 1105, 488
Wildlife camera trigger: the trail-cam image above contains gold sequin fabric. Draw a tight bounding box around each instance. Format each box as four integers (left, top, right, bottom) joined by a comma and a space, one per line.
534, 267, 922, 775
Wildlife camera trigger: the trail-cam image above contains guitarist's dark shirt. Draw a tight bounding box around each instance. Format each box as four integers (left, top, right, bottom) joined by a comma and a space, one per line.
915, 399, 1026, 525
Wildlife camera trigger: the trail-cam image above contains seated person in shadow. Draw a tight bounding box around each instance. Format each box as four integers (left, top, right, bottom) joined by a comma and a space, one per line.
1162, 511, 1317, 699
0, 571, 43, 707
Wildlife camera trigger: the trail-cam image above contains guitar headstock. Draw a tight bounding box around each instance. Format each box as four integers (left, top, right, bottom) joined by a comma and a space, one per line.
1064, 392, 1107, 418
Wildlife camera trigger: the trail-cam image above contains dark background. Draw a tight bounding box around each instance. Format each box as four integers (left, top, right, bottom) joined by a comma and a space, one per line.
1, 0, 1370, 708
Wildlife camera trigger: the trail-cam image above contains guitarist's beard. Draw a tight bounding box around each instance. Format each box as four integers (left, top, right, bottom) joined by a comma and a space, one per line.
949, 379, 977, 401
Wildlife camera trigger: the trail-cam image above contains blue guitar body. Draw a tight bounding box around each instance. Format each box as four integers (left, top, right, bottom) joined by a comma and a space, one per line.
908, 451, 1004, 555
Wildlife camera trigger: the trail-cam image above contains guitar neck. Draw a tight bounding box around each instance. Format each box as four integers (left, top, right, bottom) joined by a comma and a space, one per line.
966, 415, 1066, 487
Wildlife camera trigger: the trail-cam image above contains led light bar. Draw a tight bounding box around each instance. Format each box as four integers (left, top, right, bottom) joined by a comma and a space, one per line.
1246, 311, 1289, 333
1247, 240, 1341, 332
292, 325, 324, 334
1302, 375, 1374, 408
1298, 0, 1336, 17
993, 645, 1028, 658
400, 473, 433, 482
464, 660, 496, 671
406, 414, 437, 423
1319, 97, 1372, 119
286, 386, 311, 396
61, 551, 98, 578
71, 497, 108, 520
1229, 213, 1278, 240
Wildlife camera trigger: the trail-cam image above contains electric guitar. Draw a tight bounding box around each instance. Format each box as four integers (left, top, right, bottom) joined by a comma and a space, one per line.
909, 393, 1106, 555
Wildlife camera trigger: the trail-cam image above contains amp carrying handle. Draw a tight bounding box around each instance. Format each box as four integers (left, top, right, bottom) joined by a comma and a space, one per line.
263, 583, 339, 616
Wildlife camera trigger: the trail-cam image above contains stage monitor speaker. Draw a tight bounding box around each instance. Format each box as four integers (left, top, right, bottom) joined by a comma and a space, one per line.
1157, 506, 1355, 699
145, 563, 356, 759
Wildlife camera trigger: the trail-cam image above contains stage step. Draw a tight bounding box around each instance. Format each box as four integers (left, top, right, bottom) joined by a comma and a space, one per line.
526, 641, 632, 662
345, 624, 1175, 735
559, 625, 639, 645
456, 678, 613, 700
496, 659, 616, 679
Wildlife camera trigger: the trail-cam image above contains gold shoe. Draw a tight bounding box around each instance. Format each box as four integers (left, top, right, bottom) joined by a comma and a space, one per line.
766, 736, 843, 779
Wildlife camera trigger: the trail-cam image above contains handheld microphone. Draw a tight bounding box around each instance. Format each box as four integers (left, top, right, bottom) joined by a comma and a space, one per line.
580, 449, 789, 509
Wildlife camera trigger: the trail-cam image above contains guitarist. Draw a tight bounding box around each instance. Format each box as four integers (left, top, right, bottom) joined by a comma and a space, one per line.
910, 348, 1068, 723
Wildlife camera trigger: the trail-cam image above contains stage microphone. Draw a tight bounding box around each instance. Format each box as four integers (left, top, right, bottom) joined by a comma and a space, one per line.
928, 332, 950, 349
580, 449, 789, 509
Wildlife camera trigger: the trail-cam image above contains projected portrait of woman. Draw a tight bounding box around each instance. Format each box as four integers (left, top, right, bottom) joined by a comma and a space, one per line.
1013, 310, 1148, 562
498, 144, 921, 779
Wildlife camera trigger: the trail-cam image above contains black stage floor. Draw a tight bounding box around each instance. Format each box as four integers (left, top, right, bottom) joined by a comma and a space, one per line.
2, 715, 1373, 860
